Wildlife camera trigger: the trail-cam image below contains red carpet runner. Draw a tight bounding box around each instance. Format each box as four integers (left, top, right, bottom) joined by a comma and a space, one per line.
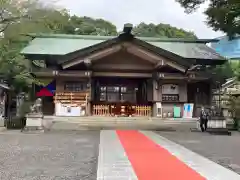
117, 130, 206, 180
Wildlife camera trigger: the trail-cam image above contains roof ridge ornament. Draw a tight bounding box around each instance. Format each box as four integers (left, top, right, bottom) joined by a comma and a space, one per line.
123, 23, 133, 34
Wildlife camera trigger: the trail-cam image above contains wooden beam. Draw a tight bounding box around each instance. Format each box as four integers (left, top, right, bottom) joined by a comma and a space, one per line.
34, 70, 92, 78
126, 45, 159, 64
63, 59, 85, 69
93, 72, 152, 78
125, 43, 187, 72
62, 45, 122, 69
154, 73, 210, 80
92, 63, 153, 70
59, 71, 92, 77
33, 70, 209, 80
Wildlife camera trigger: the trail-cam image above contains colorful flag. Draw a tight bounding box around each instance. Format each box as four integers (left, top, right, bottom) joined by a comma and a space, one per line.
36, 80, 55, 97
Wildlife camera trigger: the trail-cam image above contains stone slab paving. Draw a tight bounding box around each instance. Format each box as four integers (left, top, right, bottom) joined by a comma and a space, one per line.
156, 131, 240, 174
97, 130, 138, 180
0, 131, 99, 180
143, 131, 240, 180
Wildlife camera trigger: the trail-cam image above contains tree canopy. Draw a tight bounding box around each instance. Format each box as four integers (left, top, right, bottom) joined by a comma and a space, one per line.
66, 16, 118, 36
133, 22, 197, 38
0, 0, 46, 33
176, 0, 240, 38
210, 61, 235, 84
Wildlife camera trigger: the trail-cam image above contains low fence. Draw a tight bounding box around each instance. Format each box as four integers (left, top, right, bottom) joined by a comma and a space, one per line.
92, 104, 152, 117
92, 105, 110, 116
134, 106, 152, 116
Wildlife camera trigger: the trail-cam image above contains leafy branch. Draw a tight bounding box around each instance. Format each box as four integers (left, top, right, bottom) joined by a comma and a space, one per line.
176, 0, 240, 38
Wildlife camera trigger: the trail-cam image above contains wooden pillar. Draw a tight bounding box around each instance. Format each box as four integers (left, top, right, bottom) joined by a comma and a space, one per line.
86, 75, 92, 116
152, 80, 159, 117
152, 80, 158, 102
209, 80, 213, 105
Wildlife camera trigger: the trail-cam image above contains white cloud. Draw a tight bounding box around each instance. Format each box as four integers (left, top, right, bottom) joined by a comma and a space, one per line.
56, 0, 224, 38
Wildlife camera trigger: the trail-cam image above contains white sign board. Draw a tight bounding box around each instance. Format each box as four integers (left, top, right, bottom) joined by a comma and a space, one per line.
55, 103, 82, 116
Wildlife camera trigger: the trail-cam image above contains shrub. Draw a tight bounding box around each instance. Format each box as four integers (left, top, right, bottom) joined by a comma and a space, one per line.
6, 101, 32, 129
229, 96, 240, 129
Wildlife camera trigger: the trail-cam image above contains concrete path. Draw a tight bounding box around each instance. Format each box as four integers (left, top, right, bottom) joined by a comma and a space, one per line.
97, 130, 240, 180
97, 130, 138, 180
156, 131, 240, 174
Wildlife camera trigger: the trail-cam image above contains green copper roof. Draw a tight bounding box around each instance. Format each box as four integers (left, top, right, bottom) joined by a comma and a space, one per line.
148, 41, 223, 60
21, 33, 224, 60
25, 33, 115, 40
21, 38, 105, 55
25, 33, 218, 43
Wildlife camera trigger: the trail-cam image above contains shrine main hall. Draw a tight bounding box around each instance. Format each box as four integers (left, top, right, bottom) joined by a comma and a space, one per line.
21, 24, 226, 118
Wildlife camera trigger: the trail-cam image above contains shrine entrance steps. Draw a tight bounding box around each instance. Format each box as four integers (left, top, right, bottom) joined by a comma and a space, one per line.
43, 116, 197, 131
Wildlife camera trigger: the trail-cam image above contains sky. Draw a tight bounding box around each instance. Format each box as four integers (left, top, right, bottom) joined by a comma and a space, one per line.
55, 0, 224, 39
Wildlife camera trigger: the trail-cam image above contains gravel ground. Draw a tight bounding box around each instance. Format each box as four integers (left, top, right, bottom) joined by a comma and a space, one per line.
0, 130, 100, 180
156, 131, 240, 174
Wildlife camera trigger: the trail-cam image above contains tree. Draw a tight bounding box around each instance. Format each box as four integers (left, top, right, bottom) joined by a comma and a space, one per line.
210, 61, 234, 84
0, 0, 65, 94
229, 94, 240, 129
176, 0, 240, 38
133, 22, 197, 38
67, 16, 118, 36
4, 13, 118, 40
0, 39, 33, 93
1, 0, 119, 94
0, 0, 22, 33
4, 9, 71, 40
0, 0, 44, 33
232, 61, 240, 80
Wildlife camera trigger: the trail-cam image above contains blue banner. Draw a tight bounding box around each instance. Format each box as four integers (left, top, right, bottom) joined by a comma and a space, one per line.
211, 36, 240, 59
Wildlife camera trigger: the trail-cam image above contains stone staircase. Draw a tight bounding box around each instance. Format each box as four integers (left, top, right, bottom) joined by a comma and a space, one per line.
43, 116, 197, 131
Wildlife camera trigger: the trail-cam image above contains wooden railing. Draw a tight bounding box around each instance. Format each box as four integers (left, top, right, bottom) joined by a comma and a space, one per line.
133, 106, 152, 116
92, 105, 110, 116
92, 104, 152, 117
54, 92, 89, 105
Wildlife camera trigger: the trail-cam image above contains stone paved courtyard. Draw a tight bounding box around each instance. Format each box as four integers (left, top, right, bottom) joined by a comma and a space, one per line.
1, 129, 240, 179
156, 131, 240, 174
0, 131, 99, 180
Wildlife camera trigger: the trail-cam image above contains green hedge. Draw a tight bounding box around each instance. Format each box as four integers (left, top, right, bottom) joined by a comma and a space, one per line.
5, 117, 26, 129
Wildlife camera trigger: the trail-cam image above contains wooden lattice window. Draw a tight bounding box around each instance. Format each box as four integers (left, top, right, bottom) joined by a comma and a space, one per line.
120, 87, 136, 102
99, 86, 136, 102
106, 86, 119, 102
